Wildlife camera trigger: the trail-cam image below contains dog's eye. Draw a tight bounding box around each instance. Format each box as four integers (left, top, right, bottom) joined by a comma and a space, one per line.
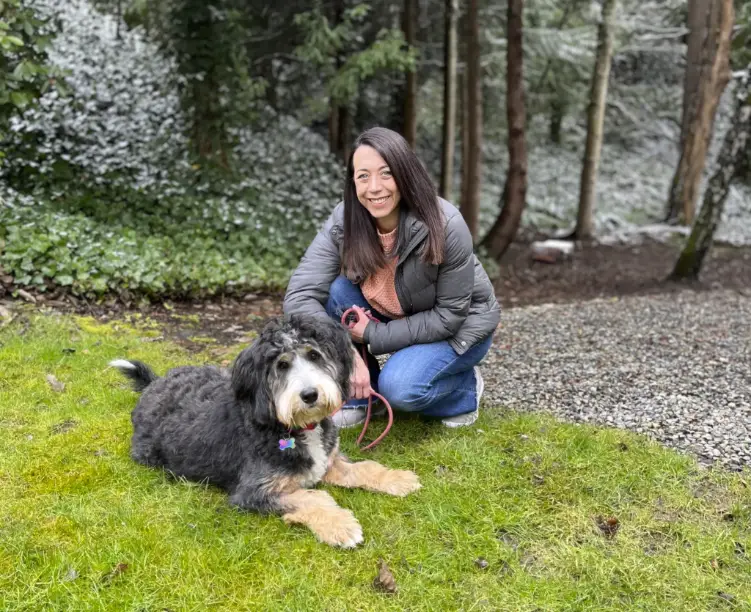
277, 360, 291, 371
308, 350, 321, 362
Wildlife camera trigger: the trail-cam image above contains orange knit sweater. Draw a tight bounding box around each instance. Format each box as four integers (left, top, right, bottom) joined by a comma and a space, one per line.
360, 227, 404, 319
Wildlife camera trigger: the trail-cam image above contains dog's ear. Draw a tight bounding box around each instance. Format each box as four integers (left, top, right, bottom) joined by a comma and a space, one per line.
231, 338, 277, 426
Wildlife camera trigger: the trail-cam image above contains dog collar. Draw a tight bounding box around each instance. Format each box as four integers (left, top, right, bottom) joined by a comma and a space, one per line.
279, 423, 317, 451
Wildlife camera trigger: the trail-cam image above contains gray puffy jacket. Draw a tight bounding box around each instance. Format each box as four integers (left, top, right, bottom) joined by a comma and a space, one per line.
283, 198, 501, 355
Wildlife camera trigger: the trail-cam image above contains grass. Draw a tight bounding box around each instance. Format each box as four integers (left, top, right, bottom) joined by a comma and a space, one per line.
0, 312, 749, 611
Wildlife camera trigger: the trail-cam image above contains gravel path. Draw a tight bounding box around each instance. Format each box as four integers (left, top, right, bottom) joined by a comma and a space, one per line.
481, 289, 751, 471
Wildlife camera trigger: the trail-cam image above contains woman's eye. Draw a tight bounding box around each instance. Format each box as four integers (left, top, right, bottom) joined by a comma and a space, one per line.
381, 170, 392, 178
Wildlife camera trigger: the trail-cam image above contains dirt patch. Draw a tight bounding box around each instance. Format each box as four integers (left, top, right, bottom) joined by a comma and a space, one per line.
495, 239, 751, 308
2, 240, 749, 348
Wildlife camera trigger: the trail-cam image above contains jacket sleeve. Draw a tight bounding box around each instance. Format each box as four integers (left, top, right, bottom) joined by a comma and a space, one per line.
283, 207, 342, 319
364, 213, 474, 354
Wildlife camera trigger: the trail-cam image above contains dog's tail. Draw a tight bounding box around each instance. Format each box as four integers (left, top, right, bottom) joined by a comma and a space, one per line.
109, 359, 158, 393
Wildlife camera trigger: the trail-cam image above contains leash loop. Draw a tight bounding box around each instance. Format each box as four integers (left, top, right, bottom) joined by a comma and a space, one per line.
340, 307, 394, 450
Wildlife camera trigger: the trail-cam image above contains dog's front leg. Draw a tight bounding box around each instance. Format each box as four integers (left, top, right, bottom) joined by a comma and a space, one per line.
279, 489, 363, 549
323, 452, 421, 497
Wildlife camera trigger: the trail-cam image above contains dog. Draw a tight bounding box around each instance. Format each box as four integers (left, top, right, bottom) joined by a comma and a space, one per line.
110, 314, 420, 548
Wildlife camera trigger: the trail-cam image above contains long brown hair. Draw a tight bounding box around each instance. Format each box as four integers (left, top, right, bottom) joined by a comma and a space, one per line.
341, 127, 445, 282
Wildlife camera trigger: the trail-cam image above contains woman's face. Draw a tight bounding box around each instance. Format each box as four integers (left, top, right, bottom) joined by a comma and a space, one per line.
352, 145, 401, 232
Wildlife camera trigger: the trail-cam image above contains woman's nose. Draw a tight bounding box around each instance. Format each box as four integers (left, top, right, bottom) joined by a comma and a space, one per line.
368, 174, 382, 193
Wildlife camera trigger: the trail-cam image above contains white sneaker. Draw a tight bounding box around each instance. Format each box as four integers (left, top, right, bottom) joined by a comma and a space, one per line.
441, 366, 483, 428
331, 401, 387, 429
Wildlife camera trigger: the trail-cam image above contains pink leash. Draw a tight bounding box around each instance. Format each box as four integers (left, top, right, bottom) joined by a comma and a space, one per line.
340, 308, 394, 450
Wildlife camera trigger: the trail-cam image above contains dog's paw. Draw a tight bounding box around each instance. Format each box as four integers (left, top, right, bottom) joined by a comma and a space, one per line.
314, 507, 364, 549
378, 469, 421, 497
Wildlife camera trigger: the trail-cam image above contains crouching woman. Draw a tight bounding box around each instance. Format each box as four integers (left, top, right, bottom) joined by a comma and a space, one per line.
283, 127, 500, 428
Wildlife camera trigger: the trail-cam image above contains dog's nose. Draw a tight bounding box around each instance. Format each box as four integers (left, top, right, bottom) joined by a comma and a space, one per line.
300, 387, 318, 405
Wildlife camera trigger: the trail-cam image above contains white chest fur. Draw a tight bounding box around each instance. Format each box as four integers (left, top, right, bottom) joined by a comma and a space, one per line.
297, 426, 329, 488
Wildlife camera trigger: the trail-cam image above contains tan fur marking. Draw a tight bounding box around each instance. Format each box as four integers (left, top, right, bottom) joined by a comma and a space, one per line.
259, 474, 298, 495
280, 489, 363, 548
323, 453, 421, 497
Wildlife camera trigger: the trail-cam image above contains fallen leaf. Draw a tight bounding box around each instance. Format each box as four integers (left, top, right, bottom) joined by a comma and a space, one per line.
709, 559, 720, 570
373, 559, 397, 594
101, 562, 129, 584
46, 374, 65, 393
595, 515, 620, 539
50, 419, 77, 435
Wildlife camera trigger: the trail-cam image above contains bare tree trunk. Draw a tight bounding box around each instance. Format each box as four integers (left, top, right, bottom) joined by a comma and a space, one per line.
480, 0, 527, 259
328, 0, 345, 158
440, 0, 459, 200
403, 0, 418, 148
665, 0, 734, 224
671, 69, 750, 280
681, 0, 712, 142
460, 0, 482, 241
338, 104, 353, 162
328, 103, 340, 155
460, 69, 469, 207
575, 0, 617, 240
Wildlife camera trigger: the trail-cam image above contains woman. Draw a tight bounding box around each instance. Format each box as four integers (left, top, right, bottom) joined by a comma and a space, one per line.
283, 127, 500, 428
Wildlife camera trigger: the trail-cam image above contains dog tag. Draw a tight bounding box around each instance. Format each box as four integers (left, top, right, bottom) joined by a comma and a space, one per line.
279, 437, 296, 451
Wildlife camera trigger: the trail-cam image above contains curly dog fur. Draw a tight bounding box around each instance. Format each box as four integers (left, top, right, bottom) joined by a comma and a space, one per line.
110, 314, 420, 548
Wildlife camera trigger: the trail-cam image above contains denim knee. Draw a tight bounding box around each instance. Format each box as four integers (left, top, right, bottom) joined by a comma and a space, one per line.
326, 276, 360, 319
378, 369, 431, 413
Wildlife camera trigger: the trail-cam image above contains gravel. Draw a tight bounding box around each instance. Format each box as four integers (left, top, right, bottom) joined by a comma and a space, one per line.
480, 289, 751, 471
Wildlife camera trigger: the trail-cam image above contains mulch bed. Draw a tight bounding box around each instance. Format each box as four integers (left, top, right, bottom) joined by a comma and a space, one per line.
2, 239, 749, 351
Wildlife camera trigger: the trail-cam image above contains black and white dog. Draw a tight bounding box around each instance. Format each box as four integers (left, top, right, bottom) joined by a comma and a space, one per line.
110, 314, 420, 548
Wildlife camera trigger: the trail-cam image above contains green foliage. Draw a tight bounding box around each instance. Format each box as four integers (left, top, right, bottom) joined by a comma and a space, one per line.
0, 181, 330, 298
733, 2, 751, 69
0, 314, 750, 609
137, 0, 268, 164
0, 0, 63, 142
294, 3, 414, 107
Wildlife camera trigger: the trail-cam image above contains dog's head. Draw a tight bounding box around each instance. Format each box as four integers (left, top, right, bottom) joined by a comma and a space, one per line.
231, 314, 354, 429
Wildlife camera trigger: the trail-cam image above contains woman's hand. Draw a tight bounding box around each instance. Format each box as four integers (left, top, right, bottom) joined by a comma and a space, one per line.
347, 305, 370, 343
349, 349, 372, 400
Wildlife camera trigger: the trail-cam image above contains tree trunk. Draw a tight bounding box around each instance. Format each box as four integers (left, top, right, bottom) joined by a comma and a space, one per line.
671, 70, 750, 280
403, 0, 418, 148
460, 69, 469, 208
665, 0, 734, 224
550, 97, 564, 144
440, 0, 459, 200
338, 103, 353, 162
460, 0, 482, 241
575, 0, 617, 240
480, 0, 527, 259
328, 0, 345, 159
681, 0, 712, 142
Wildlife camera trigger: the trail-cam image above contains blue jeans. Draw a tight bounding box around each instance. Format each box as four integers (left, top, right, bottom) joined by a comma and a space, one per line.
325, 275, 493, 418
